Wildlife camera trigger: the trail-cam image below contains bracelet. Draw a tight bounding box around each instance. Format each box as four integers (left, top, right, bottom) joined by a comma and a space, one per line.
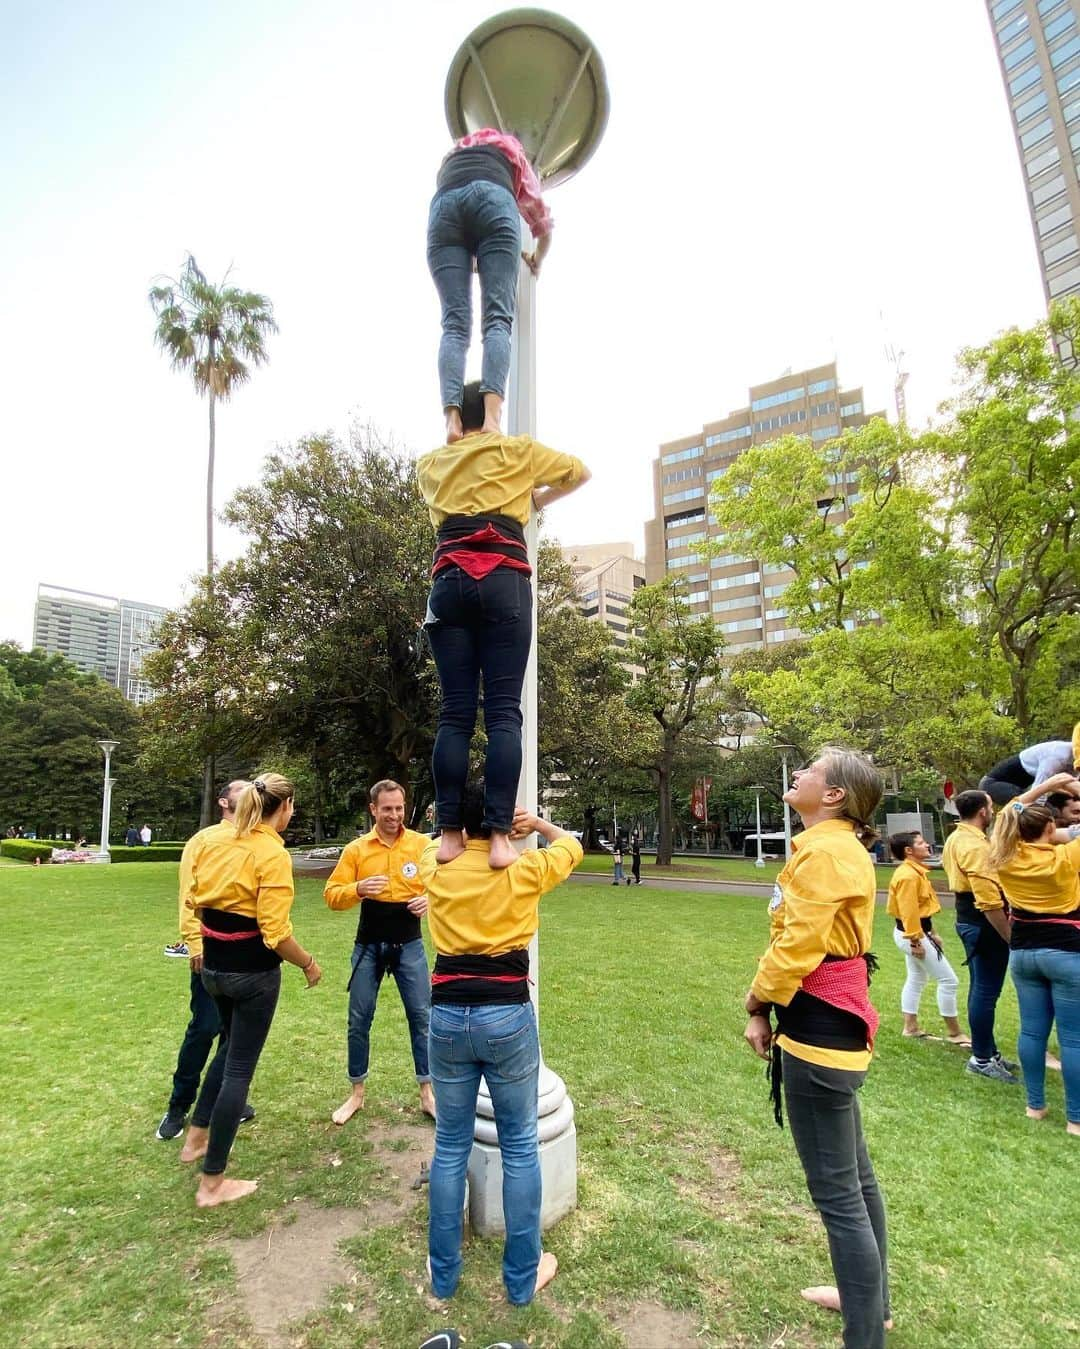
302, 955, 315, 971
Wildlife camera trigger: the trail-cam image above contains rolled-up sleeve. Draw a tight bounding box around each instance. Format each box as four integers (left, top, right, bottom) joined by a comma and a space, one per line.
891, 873, 924, 942
256, 851, 295, 949
515, 835, 584, 896
531, 440, 585, 491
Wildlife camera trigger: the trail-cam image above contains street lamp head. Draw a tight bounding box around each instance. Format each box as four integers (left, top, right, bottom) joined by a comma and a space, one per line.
445, 8, 609, 189
97, 739, 119, 755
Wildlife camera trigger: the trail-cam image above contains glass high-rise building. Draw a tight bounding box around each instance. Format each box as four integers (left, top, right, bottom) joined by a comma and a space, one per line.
987, 0, 1080, 308
32, 584, 168, 704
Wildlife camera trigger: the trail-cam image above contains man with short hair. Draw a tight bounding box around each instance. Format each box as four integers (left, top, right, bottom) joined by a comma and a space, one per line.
140, 823, 152, 846
941, 790, 1018, 1084
419, 785, 583, 1307
1047, 790, 1080, 839
155, 781, 256, 1140
324, 779, 434, 1123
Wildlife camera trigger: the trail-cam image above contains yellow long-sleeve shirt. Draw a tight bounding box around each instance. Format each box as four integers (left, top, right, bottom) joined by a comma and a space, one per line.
941, 822, 1005, 912
995, 835, 1080, 913
886, 859, 941, 941
752, 818, 876, 1072
419, 835, 583, 955
188, 822, 294, 950
416, 433, 585, 528
323, 827, 429, 908
178, 819, 233, 956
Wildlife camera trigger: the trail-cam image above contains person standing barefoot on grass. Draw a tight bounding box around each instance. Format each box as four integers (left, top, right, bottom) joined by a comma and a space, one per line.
886, 831, 969, 1046
743, 748, 892, 1347
178, 774, 322, 1207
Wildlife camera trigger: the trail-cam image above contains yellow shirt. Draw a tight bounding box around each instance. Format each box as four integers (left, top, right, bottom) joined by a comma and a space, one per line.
323, 826, 429, 909
941, 822, 1004, 911
419, 835, 583, 955
752, 818, 876, 1072
416, 433, 585, 528
188, 822, 294, 950
178, 819, 233, 956
996, 836, 1080, 913
886, 859, 941, 941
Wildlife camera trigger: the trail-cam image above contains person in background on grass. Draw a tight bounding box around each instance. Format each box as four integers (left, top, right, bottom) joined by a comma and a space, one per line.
631, 834, 642, 885
155, 781, 256, 1141
140, 823, 152, 846
419, 785, 583, 1307
744, 747, 891, 1349
417, 381, 588, 870
611, 840, 625, 886
323, 780, 435, 1125
940, 790, 1020, 1084
987, 772, 1080, 1136
178, 774, 322, 1207
126, 824, 139, 846
886, 831, 969, 1046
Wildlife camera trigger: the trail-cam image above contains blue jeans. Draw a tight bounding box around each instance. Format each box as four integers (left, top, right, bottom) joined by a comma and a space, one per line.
347, 940, 431, 1083
1009, 947, 1080, 1122
427, 180, 521, 409
168, 971, 222, 1113
428, 1001, 541, 1304
426, 566, 532, 833
956, 921, 1010, 1061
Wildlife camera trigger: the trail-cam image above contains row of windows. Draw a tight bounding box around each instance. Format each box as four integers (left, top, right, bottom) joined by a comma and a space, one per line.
755, 407, 807, 433
840, 401, 863, 416
712, 594, 759, 614
705, 424, 751, 446
1022, 115, 1054, 149
719, 617, 761, 634
663, 485, 706, 505
750, 385, 804, 412
810, 424, 840, 441
808, 377, 836, 395
1033, 171, 1066, 206
660, 444, 703, 466
1045, 8, 1077, 43
811, 399, 836, 416
1060, 64, 1080, 98
999, 9, 1029, 44
1041, 0, 1070, 15
1027, 143, 1061, 180
1004, 36, 1036, 71
662, 465, 700, 486
1038, 200, 1072, 236
1050, 32, 1080, 69
1049, 263, 1080, 295
712, 552, 750, 568
686, 588, 709, 605
1044, 230, 1078, 265
706, 467, 727, 484
1016, 88, 1047, 124
712, 570, 760, 588
763, 582, 787, 598
667, 531, 705, 550
994, 0, 1023, 28
1011, 62, 1041, 98
666, 507, 705, 527
765, 607, 789, 621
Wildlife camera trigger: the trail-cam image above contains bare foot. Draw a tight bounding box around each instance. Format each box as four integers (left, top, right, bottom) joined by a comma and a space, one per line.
801, 1286, 892, 1329
1046, 1052, 1062, 1071
482, 392, 503, 435
436, 829, 465, 864
901, 1028, 928, 1039
1067, 1120, 1080, 1136
488, 831, 516, 869
179, 1126, 209, 1163
196, 1176, 258, 1208
533, 1250, 558, 1296
945, 1032, 972, 1047
1026, 1106, 1048, 1120
332, 1084, 365, 1126
444, 408, 463, 444
419, 1082, 437, 1119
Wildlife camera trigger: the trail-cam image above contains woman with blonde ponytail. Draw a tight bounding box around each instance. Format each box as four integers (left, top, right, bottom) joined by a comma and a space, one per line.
179, 773, 323, 1206
744, 747, 891, 1346
988, 771, 1080, 1136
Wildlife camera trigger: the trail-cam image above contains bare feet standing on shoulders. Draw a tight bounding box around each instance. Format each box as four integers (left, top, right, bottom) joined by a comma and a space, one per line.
332, 1082, 365, 1126
487, 831, 516, 869
445, 408, 463, 444
196, 1176, 258, 1208
436, 829, 466, 864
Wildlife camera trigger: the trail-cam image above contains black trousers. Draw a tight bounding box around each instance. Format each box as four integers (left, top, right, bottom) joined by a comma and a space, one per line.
168, 972, 222, 1113
783, 1050, 890, 1349
192, 967, 280, 1175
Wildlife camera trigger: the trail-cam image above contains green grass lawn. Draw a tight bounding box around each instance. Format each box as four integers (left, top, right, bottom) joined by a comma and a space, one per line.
1, 863, 1076, 1348
576, 852, 920, 890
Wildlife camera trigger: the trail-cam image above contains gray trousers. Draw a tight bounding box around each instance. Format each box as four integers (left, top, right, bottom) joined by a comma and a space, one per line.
782, 1050, 890, 1349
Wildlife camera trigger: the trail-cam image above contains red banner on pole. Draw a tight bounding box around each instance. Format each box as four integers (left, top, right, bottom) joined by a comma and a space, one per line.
691, 781, 705, 821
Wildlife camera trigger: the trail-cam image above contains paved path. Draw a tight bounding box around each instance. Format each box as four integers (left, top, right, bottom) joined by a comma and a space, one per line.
568, 870, 956, 908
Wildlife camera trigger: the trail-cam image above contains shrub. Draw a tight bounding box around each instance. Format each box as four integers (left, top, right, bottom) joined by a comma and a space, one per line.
1, 840, 60, 863
108, 846, 185, 864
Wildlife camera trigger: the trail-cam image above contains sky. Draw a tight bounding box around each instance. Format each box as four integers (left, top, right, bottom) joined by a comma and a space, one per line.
0, 0, 1047, 647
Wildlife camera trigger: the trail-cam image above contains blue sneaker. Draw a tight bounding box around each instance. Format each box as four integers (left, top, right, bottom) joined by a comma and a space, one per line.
966, 1055, 1019, 1084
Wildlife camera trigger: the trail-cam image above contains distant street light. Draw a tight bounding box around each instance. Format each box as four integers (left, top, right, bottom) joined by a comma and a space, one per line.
96, 740, 119, 859
751, 785, 766, 869
774, 744, 797, 860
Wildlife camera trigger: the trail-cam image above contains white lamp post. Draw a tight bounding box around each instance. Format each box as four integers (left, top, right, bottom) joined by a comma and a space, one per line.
445, 7, 608, 1237
96, 740, 119, 860
751, 785, 766, 869
776, 744, 796, 861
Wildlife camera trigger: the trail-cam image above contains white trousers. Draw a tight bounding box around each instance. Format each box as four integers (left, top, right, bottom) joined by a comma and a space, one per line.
892, 927, 959, 1018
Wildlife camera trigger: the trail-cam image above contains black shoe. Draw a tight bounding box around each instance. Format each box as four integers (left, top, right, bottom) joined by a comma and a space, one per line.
155, 1109, 186, 1141
420, 1333, 460, 1349
239, 1104, 256, 1125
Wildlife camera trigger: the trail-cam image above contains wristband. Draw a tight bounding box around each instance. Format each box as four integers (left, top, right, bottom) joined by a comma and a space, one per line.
302, 955, 315, 971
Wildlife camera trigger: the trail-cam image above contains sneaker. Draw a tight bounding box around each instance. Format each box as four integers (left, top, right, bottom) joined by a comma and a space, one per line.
163, 942, 189, 958
155, 1109, 186, 1140
995, 1053, 1020, 1073
239, 1104, 256, 1126
966, 1056, 1019, 1084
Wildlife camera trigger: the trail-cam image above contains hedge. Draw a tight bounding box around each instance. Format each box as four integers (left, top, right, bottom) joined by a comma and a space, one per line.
1, 840, 63, 863
108, 846, 185, 863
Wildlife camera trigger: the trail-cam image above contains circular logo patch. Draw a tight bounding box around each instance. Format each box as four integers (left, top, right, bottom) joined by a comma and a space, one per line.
768, 882, 783, 912
402, 861, 418, 879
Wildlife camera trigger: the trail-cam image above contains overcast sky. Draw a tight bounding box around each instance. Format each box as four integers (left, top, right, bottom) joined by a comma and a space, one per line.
0, 0, 1045, 647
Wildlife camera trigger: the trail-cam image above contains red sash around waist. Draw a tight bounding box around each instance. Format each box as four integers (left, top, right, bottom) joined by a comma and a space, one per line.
801, 956, 880, 1049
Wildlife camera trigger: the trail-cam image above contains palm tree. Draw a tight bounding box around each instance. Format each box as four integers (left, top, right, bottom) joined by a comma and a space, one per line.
149, 256, 277, 823
149, 255, 277, 583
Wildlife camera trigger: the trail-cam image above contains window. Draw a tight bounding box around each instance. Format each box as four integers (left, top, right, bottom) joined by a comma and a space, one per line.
1033, 172, 1067, 205
1022, 117, 1054, 148
1011, 64, 1042, 96
1039, 0, 1067, 13
712, 595, 759, 613
686, 589, 709, 605
1000, 10, 1030, 42
666, 531, 706, 550
1027, 144, 1062, 178
811, 424, 840, 441
751, 386, 805, 412
1058, 64, 1080, 96
811, 399, 836, 416
581, 589, 599, 604
1038, 202, 1072, 235
765, 607, 789, 620
706, 467, 727, 483
1049, 264, 1080, 294
712, 570, 760, 589
1066, 96, 1080, 123
754, 407, 807, 433
720, 617, 761, 634
840, 401, 863, 416
1015, 89, 1048, 123
663, 486, 705, 506
808, 377, 836, 395
666, 507, 705, 526
1050, 34, 1080, 67
606, 619, 627, 632
711, 552, 749, 568
662, 465, 702, 485
1004, 37, 1036, 70
705, 425, 751, 446
660, 444, 703, 466
994, 0, 1022, 19
687, 572, 707, 583
1044, 8, 1077, 41
763, 583, 787, 597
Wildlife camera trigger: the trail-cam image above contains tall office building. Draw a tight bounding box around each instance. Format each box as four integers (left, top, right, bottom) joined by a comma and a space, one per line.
644, 362, 882, 654
33, 584, 168, 704
987, 0, 1080, 310
561, 543, 646, 650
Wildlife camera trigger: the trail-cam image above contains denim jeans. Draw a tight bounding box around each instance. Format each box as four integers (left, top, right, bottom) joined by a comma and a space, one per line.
783, 1052, 890, 1349
612, 862, 624, 883
168, 971, 222, 1113
427, 180, 521, 409
428, 1001, 541, 1304
347, 939, 431, 1083
956, 921, 1010, 1061
426, 566, 532, 833
192, 966, 281, 1175
1009, 947, 1080, 1122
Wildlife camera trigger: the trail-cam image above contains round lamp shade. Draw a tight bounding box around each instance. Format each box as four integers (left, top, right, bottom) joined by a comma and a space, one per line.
445, 8, 608, 189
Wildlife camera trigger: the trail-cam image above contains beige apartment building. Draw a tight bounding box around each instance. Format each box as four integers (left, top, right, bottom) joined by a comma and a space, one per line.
561, 543, 646, 650
644, 362, 881, 653
986, 0, 1080, 312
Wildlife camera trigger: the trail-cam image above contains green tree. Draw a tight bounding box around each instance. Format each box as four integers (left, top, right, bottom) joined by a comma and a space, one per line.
624, 580, 727, 865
